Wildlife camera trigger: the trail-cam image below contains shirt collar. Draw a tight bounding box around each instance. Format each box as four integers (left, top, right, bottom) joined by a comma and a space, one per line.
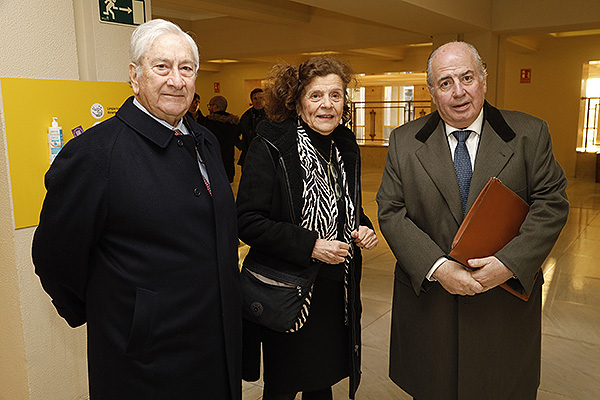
444, 107, 484, 138
133, 98, 188, 134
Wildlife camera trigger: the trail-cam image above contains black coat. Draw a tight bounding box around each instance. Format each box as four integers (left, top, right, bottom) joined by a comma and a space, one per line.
32, 97, 242, 400
237, 107, 267, 166
201, 111, 240, 182
237, 119, 371, 399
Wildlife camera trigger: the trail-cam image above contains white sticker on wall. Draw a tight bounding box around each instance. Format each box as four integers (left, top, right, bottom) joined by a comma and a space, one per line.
91, 103, 105, 119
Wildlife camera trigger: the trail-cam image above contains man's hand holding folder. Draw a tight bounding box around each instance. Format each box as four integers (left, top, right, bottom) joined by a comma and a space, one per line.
448, 177, 532, 301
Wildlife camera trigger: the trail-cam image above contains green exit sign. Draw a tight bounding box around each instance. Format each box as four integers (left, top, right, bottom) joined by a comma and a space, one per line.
99, 0, 146, 26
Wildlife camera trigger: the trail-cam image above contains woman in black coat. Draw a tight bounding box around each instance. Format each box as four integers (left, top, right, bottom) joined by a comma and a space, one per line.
237, 56, 378, 400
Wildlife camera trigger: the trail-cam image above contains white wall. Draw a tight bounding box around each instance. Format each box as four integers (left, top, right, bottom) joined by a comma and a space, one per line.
498, 34, 600, 177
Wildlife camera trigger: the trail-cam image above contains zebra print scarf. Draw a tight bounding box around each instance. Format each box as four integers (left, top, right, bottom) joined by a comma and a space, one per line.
293, 121, 355, 331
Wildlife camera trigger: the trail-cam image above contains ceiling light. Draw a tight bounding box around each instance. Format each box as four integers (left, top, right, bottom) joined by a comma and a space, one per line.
205, 59, 239, 64
549, 29, 600, 38
300, 51, 340, 56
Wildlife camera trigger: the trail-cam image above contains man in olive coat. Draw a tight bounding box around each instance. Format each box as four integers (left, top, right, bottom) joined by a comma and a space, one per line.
377, 41, 568, 399
32, 19, 241, 399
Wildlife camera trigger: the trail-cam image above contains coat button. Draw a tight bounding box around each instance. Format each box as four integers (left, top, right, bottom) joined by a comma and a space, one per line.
177, 139, 184, 146
250, 302, 264, 316
193, 187, 202, 196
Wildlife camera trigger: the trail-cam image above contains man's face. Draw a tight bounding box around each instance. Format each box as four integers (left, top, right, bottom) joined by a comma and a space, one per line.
251, 92, 264, 110
129, 33, 196, 126
428, 42, 487, 129
207, 99, 218, 114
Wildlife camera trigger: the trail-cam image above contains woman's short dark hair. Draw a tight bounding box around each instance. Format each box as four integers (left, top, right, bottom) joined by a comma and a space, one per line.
264, 56, 354, 123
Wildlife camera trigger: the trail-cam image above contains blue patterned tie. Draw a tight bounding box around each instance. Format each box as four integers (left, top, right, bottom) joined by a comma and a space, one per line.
453, 130, 472, 213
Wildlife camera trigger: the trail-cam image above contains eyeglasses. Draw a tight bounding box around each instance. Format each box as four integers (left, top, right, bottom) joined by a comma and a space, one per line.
305, 90, 344, 103
326, 162, 342, 201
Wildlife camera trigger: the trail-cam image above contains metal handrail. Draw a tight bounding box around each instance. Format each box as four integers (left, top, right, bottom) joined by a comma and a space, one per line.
349, 100, 431, 144
581, 97, 600, 152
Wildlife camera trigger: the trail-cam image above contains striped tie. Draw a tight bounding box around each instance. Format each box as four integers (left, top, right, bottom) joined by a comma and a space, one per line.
174, 129, 212, 197
452, 130, 472, 213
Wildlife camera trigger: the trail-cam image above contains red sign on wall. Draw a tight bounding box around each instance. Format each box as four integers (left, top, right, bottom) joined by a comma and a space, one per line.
214, 82, 220, 93
520, 69, 531, 83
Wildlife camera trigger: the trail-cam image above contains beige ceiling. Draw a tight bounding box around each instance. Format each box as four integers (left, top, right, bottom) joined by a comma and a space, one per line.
152, 0, 600, 66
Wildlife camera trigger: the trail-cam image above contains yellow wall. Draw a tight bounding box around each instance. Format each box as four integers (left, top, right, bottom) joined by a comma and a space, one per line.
1, 78, 132, 229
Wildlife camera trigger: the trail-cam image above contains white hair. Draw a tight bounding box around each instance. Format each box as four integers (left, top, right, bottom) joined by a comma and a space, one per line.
129, 19, 199, 74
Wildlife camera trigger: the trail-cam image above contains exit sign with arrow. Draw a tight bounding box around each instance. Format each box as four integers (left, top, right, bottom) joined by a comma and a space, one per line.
99, 0, 146, 26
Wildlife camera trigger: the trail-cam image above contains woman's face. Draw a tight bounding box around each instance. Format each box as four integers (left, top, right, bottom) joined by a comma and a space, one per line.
299, 74, 345, 136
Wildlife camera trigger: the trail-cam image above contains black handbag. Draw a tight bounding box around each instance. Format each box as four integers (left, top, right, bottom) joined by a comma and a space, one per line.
240, 256, 320, 333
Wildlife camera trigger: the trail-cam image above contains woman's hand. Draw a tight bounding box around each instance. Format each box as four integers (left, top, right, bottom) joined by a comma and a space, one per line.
351, 226, 378, 250
311, 239, 350, 264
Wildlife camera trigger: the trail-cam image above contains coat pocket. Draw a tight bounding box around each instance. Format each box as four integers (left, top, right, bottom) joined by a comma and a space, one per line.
125, 287, 157, 360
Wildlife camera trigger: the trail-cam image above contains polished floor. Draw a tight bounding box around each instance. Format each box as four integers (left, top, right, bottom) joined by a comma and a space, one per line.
235, 164, 600, 400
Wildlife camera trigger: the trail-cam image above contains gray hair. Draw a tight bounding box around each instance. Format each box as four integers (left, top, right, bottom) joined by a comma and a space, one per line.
210, 95, 228, 111
426, 41, 487, 91
129, 19, 199, 74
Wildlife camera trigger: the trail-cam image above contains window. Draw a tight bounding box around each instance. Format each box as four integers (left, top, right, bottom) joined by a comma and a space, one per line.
578, 61, 600, 152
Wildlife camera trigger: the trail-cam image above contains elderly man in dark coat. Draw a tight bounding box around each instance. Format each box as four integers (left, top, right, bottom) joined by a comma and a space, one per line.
377, 41, 568, 400
32, 19, 241, 400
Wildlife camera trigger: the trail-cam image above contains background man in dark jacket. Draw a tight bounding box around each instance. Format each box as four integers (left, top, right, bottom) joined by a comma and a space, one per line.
201, 95, 240, 182
377, 41, 568, 400
237, 88, 266, 167
32, 19, 241, 400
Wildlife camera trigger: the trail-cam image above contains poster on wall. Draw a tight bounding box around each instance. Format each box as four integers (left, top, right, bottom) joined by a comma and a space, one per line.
99, 0, 146, 26
0, 78, 133, 229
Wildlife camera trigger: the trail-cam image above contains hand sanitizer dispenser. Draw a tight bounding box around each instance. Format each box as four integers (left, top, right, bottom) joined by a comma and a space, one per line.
48, 117, 63, 163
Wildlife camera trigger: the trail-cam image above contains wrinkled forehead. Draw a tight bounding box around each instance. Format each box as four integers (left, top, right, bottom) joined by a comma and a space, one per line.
432, 45, 477, 74
304, 74, 345, 92
144, 34, 194, 63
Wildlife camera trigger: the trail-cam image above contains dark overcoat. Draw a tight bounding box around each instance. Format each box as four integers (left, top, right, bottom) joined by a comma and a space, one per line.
377, 102, 569, 400
32, 97, 242, 400
237, 119, 370, 399
201, 111, 240, 182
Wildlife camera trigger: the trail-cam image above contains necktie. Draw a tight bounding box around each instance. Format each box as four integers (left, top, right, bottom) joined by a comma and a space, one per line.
452, 130, 472, 213
174, 129, 212, 197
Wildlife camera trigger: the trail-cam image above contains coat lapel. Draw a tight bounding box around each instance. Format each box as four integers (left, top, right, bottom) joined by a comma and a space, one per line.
414, 102, 517, 223
467, 120, 514, 209
466, 102, 516, 210
415, 122, 464, 224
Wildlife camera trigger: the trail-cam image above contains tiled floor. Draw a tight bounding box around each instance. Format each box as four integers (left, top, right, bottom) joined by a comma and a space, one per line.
236, 165, 600, 399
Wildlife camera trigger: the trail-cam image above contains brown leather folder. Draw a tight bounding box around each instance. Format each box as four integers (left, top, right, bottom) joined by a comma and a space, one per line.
449, 177, 531, 301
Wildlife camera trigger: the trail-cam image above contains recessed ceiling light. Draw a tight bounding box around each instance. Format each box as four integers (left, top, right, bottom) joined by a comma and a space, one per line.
549, 29, 600, 37
205, 59, 239, 64
300, 51, 340, 56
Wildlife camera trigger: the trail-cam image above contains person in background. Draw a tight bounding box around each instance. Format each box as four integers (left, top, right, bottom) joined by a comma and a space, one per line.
32, 19, 241, 400
237, 88, 266, 167
237, 56, 378, 400
377, 41, 569, 400
187, 92, 205, 123
200, 95, 239, 182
